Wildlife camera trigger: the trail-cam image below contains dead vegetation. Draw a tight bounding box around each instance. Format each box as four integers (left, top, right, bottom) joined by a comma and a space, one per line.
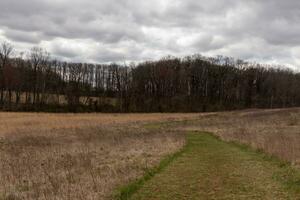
0, 113, 199, 137
1, 109, 300, 199
185, 108, 300, 166
0, 113, 198, 200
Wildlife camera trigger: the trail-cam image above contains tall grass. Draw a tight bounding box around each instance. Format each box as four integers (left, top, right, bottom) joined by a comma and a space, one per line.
0, 113, 193, 200
187, 108, 300, 166
2, 109, 300, 199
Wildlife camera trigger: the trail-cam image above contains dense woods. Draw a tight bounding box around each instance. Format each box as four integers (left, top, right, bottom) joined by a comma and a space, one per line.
0, 41, 300, 112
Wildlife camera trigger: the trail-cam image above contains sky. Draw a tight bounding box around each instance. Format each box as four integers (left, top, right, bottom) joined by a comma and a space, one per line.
0, 0, 300, 69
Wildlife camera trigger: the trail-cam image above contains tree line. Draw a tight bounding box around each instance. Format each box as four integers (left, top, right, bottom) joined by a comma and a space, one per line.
0, 41, 300, 112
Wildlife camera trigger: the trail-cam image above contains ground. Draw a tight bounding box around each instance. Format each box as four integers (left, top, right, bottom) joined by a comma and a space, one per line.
1, 109, 300, 199
130, 133, 300, 200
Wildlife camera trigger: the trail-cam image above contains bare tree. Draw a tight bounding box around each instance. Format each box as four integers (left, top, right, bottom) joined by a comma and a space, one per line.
0, 40, 299, 112
30, 47, 50, 105
0, 42, 13, 106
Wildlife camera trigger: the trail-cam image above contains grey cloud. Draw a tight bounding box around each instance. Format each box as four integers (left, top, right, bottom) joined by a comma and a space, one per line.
0, 0, 299, 68
3, 29, 42, 44
50, 44, 79, 59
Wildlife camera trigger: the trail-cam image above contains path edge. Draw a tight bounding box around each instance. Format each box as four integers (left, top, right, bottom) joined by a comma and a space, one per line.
113, 133, 192, 200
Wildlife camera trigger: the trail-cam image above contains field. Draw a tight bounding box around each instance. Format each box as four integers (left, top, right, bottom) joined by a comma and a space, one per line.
185, 108, 300, 165
1, 91, 117, 106
0, 113, 199, 200
1, 109, 300, 199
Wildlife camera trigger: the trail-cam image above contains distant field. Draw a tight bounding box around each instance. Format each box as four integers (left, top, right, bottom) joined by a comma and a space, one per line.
0, 112, 200, 137
1, 91, 117, 105
1, 109, 300, 199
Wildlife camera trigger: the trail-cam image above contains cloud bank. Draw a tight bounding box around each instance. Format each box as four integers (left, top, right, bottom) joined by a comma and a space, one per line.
0, 0, 299, 69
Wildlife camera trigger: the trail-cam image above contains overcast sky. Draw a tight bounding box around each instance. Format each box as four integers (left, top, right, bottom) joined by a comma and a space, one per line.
0, 0, 299, 69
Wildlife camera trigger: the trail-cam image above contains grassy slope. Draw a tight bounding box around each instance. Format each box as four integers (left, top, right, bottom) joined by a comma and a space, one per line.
127, 133, 300, 200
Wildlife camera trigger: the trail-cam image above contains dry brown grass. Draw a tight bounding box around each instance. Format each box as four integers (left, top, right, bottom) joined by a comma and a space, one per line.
0, 112, 200, 137
184, 108, 300, 166
2, 109, 300, 199
0, 113, 200, 200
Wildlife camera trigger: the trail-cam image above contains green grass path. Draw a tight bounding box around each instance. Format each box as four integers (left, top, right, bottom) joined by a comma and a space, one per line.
129, 133, 300, 200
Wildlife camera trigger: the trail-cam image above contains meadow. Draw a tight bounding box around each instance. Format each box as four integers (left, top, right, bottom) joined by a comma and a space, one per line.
1, 109, 300, 199
0, 113, 199, 199
186, 108, 300, 165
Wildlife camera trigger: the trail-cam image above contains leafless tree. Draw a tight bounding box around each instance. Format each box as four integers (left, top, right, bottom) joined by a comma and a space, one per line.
0, 42, 13, 105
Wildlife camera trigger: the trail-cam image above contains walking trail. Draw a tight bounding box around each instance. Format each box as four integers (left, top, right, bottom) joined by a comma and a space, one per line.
129, 133, 300, 200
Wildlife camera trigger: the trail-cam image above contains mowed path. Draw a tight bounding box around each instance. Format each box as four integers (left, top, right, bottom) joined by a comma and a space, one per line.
130, 133, 300, 200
